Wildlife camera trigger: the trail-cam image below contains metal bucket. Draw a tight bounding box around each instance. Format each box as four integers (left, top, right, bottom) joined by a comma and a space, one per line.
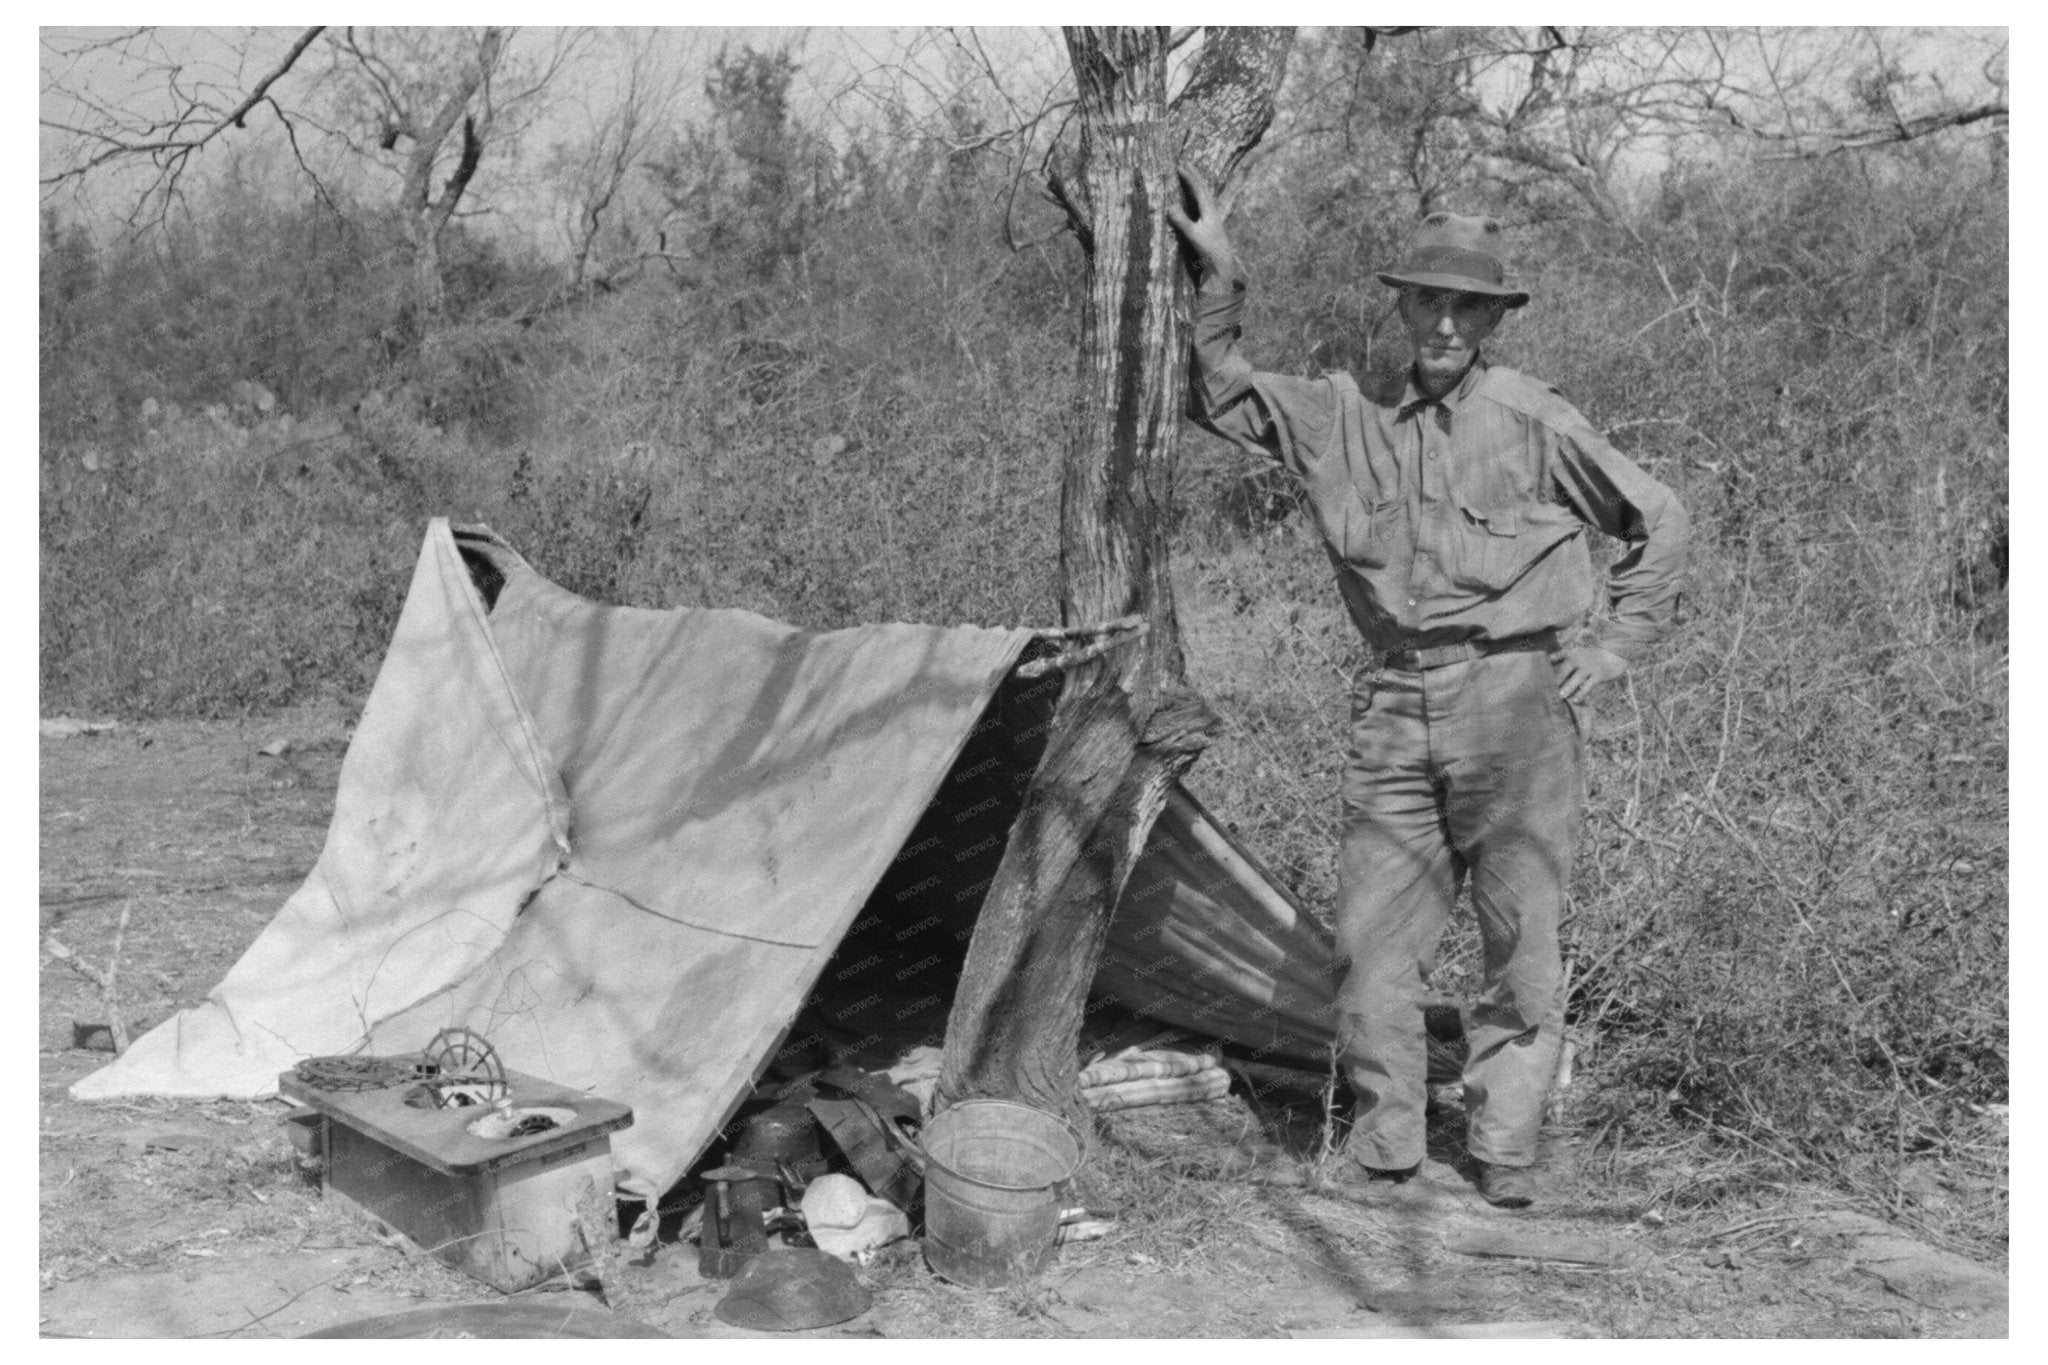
919, 1099, 1081, 1289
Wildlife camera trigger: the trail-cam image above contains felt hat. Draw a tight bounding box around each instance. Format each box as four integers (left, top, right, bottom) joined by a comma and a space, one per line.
1376, 211, 1529, 307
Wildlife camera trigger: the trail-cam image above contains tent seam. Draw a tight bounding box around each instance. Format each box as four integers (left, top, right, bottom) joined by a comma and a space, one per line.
431, 518, 573, 854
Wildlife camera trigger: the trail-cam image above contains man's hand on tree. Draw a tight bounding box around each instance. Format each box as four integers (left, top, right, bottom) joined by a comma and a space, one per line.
1165, 168, 1240, 289
1551, 646, 1628, 703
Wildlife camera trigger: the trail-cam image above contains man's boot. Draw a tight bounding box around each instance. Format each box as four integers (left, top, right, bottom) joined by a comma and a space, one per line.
1476, 1161, 1537, 1208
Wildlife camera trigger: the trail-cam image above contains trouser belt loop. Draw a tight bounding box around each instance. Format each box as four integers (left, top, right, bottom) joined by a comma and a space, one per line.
1381, 629, 1559, 673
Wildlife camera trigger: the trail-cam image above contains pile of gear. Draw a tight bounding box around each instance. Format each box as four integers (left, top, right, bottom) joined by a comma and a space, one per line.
684, 1065, 917, 1329
686, 1043, 1231, 1329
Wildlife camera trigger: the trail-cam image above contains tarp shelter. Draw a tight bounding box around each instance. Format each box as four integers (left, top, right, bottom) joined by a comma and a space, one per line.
74, 520, 1343, 1201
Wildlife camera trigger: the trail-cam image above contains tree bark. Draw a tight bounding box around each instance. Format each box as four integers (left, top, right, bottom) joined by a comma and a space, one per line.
939, 27, 1292, 1120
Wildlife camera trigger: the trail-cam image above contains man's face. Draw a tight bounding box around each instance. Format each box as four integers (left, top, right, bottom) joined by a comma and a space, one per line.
1398, 286, 1506, 393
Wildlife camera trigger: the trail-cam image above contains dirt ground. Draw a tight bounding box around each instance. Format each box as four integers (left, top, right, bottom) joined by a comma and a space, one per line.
38, 716, 2009, 1339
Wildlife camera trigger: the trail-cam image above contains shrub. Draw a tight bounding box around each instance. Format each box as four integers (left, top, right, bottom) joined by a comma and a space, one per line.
39, 406, 459, 715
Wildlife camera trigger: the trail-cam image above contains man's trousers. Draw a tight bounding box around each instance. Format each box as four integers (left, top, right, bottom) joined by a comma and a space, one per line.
1335, 648, 1584, 1171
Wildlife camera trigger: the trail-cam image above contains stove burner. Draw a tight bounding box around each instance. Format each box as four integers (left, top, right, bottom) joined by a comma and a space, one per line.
293, 1055, 413, 1092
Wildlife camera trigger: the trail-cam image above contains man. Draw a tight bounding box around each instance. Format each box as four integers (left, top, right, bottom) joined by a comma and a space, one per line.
1167, 173, 1688, 1208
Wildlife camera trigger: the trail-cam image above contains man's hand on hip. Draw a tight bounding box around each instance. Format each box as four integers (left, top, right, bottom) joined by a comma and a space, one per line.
1165, 168, 1240, 288
1550, 646, 1628, 703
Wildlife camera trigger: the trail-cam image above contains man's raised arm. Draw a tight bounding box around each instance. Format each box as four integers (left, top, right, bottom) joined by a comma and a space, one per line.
1167, 169, 1331, 462
1168, 170, 1272, 452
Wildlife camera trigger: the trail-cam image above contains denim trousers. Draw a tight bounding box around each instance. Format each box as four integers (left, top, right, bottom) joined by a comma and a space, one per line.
1335, 648, 1583, 1170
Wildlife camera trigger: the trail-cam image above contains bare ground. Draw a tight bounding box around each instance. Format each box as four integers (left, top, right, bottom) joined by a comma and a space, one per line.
38, 717, 2008, 1339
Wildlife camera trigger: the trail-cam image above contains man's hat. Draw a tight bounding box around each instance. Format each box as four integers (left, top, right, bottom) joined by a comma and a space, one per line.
1376, 212, 1529, 308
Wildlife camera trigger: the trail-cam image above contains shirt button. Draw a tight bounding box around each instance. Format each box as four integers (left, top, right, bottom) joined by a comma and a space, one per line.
1427, 450, 1438, 460
1406, 598, 1418, 608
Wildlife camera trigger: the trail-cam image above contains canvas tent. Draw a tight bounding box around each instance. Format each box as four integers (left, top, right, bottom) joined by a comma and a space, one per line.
74, 520, 1343, 1202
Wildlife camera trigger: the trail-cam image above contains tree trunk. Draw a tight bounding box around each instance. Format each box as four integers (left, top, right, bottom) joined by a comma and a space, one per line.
401, 29, 504, 331
413, 221, 446, 322
939, 27, 1292, 1120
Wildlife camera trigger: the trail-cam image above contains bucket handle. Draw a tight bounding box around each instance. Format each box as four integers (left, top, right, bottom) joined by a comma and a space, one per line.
890, 1098, 1085, 1185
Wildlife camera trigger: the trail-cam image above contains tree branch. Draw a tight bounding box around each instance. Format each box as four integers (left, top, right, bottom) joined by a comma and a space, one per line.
1168, 26, 1296, 186
401, 27, 506, 217
232, 27, 326, 127
1709, 93, 2007, 157
39, 25, 326, 201
432, 115, 484, 233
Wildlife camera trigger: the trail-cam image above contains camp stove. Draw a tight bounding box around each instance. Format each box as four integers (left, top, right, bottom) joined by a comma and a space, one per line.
281, 1030, 632, 1293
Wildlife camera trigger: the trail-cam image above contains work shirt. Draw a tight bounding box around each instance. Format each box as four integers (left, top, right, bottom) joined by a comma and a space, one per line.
1189, 284, 1689, 662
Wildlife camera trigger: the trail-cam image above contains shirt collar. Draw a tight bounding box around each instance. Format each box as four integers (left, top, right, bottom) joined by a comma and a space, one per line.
1399, 355, 1489, 420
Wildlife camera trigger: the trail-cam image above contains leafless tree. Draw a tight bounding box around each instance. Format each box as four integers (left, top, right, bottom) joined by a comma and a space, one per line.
546, 29, 695, 293
320, 27, 581, 324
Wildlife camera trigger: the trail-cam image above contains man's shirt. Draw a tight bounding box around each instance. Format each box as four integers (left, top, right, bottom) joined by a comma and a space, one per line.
1190, 284, 1689, 662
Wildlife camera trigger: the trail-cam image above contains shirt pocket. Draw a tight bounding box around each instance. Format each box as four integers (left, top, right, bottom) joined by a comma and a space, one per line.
1446, 500, 1524, 591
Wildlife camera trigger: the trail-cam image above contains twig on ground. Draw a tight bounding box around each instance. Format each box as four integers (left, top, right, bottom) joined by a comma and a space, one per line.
213, 1224, 573, 1338
107, 905, 132, 1053
44, 919, 133, 1053
44, 937, 106, 987
1697, 1212, 1809, 1244
210, 1265, 359, 1339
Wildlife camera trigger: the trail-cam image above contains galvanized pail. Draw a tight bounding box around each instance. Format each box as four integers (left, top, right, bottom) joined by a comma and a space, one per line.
919, 1099, 1081, 1289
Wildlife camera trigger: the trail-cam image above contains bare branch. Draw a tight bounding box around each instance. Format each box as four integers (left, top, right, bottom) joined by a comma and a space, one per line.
1016, 623, 1151, 679
1005, 94, 1080, 253
230, 26, 324, 127
1030, 613, 1146, 643
266, 96, 348, 223
339, 27, 410, 138
1043, 153, 1091, 253
40, 25, 325, 204
1709, 91, 2007, 156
